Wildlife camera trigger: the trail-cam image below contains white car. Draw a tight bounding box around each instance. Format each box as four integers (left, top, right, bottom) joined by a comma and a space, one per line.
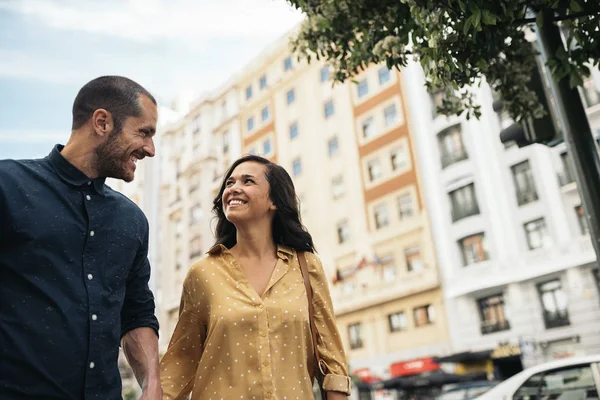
476, 355, 600, 399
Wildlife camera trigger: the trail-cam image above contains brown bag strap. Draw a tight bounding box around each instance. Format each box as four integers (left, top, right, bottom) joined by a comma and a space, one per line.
297, 251, 325, 374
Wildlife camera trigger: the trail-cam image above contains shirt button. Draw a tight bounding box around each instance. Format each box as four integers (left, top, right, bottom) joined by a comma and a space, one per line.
266, 392, 272, 398
92, 314, 98, 321
263, 360, 269, 367
261, 332, 267, 338
86, 195, 91, 201
259, 304, 264, 309
89, 362, 95, 369
90, 231, 95, 237
87, 274, 93, 280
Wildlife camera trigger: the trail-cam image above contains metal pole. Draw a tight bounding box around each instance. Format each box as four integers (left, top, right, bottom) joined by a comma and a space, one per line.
536, 9, 600, 262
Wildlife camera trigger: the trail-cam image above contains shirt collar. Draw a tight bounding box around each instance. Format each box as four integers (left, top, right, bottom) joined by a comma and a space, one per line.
208, 243, 295, 261
47, 144, 106, 195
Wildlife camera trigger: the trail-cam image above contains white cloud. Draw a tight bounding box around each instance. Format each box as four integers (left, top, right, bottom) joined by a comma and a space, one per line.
0, 0, 304, 43
0, 129, 69, 143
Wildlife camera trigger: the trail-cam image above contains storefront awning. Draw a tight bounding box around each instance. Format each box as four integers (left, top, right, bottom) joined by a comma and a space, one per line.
372, 371, 488, 391
433, 350, 493, 363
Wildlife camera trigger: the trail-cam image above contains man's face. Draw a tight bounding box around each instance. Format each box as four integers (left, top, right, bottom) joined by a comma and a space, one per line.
95, 95, 157, 182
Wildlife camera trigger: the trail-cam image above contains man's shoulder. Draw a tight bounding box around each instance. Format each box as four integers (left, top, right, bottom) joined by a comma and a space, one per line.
104, 185, 145, 216
0, 157, 49, 185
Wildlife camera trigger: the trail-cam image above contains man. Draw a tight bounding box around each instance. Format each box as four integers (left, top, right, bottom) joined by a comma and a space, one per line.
0, 76, 162, 399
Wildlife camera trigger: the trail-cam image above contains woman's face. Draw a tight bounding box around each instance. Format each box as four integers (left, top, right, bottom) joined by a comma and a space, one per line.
222, 161, 276, 225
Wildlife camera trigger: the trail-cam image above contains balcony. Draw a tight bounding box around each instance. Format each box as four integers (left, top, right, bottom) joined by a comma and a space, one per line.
543, 309, 570, 329
441, 149, 469, 169
481, 320, 511, 335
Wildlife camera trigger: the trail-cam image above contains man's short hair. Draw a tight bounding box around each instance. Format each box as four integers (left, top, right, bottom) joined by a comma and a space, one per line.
72, 76, 157, 134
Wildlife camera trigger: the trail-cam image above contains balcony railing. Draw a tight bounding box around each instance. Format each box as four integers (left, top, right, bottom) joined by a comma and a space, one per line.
441, 149, 469, 168
481, 319, 511, 335
451, 204, 480, 222
543, 309, 570, 329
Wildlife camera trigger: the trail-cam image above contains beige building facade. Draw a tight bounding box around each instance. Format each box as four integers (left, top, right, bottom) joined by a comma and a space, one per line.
147, 31, 450, 381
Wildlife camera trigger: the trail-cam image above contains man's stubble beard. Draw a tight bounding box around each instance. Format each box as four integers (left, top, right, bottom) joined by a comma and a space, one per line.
94, 130, 133, 182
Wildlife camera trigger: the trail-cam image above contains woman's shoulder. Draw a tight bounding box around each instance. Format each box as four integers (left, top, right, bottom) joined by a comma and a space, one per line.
187, 253, 221, 277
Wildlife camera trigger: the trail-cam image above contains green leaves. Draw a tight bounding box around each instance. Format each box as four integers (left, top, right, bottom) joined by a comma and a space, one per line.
286, 0, 600, 121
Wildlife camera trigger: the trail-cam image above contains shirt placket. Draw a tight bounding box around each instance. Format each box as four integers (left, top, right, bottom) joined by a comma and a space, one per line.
81, 182, 102, 397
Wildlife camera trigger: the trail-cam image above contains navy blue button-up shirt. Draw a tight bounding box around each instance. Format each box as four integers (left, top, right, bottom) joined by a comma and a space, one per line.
0, 145, 159, 400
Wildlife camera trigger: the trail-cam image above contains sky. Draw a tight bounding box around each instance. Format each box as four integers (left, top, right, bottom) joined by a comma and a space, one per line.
0, 0, 304, 159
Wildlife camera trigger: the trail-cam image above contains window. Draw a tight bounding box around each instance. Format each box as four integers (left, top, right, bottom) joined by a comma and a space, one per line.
263, 138, 272, 156
331, 175, 345, 199
247, 116, 255, 132
367, 159, 383, 182
362, 117, 376, 139
397, 194, 414, 220
328, 136, 339, 157
582, 77, 600, 108
284, 56, 293, 71
259, 74, 267, 89
222, 130, 230, 153
374, 204, 389, 229
191, 115, 201, 134
576, 205, 589, 235
190, 236, 202, 258
405, 247, 424, 272
515, 365, 599, 400
538, 279, 570, 329
245, 85, 253, 100
337, 220, 350, 244
383, 104, 398, 127
190, 203, 203, 225
348, 323, 363, 349
189, 174, 200, 193
378, 67, 391, 85
524, 218, 550, 250
449, 184, 480, 221
438, 124, 468, 168
388, 312, 407, 332
430, 89, 446, 118
379, 254, 396, 282
414, 305, 435, 327
512, 160, 538, 206
292, 158, 302, 177
324, 100, 335, 118
459, 233, 488, 266
286, 88, 295, 105
357, 79, 369, 98
559, 152, 575, 186
261, 106, 270, 122
390, 146, 407, 171
221, 101, 227, 121
478, 294, 510, 334
289, 122, 299, 140
320, 66, 329, 82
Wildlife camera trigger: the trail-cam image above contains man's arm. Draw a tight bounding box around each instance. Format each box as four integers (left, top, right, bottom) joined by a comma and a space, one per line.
121, 327, 162, 399
121, 217, 161, 399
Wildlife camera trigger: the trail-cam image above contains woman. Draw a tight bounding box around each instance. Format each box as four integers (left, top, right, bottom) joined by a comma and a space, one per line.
160, 155, 351, 399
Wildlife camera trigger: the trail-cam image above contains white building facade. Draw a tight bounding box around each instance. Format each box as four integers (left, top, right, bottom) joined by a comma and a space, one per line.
404, 60, 600, 378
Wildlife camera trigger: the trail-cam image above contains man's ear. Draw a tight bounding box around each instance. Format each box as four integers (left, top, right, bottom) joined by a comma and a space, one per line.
91, 109, 114, 137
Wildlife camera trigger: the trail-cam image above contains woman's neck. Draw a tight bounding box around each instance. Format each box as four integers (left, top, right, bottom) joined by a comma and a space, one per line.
232, 223, 276, 259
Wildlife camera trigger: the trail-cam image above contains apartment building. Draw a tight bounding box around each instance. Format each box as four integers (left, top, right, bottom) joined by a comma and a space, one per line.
149, 30, 450, 381
403, 60, 600, 379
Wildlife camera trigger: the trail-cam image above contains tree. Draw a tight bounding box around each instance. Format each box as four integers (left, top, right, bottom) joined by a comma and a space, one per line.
285, 0, 599, 122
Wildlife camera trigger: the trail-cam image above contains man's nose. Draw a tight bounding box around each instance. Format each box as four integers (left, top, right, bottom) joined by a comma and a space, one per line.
144, 138, 156, 158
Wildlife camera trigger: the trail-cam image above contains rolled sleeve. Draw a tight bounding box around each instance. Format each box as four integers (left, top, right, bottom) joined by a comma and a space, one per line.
306, 252, 352, 396
323, 374, 352, 395
120, 227, 159, 338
